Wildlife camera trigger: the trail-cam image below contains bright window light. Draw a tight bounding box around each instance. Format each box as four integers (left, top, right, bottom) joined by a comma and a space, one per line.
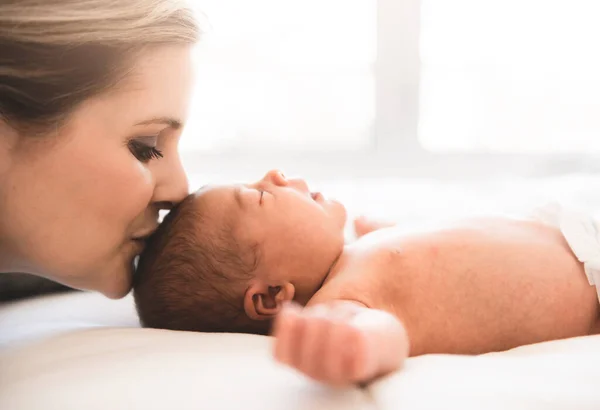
183, 0, 377, 153
419, 0, 600, 153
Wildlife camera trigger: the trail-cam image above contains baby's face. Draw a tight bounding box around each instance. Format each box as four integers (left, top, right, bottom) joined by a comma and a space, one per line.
195, 170, 347, 302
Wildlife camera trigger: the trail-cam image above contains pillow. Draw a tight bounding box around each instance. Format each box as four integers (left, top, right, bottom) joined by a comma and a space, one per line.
0, 328, 372, 410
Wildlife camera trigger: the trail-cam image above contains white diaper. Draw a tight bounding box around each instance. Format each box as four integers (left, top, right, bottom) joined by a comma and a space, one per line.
532, 203, 600, 302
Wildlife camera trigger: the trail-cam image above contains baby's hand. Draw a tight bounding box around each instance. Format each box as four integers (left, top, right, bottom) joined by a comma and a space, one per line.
354, 216, 396, 238
272, 301, 408, 386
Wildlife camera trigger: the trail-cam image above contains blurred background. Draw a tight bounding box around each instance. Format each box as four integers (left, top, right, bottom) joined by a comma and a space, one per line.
180, 0, 600, 227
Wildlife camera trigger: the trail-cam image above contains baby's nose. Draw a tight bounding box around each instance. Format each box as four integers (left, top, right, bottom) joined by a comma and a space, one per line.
263, 169, 288, 186
288, 177, 309, 193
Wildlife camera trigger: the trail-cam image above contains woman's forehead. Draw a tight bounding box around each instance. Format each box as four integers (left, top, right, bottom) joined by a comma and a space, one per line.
82, 46, 194, 127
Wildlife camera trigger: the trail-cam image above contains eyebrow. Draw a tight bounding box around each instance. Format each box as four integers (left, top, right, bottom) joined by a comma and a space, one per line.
135, 117, 182, 129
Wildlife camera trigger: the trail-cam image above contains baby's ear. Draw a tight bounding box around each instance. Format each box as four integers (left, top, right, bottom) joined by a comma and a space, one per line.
243, 281, 295, 320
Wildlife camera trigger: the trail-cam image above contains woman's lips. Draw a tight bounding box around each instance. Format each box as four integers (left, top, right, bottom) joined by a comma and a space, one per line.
131, 238, 147, 254
130, 228, 156, 253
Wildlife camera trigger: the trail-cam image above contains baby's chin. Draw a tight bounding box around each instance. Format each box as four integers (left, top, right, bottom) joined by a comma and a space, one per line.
328, 198, 348, 229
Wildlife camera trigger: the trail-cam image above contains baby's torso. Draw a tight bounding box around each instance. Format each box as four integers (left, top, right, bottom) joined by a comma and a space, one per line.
308, 216, 600, 355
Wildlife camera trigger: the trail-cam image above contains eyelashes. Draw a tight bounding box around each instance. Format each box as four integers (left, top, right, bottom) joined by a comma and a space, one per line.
128, 139, 163, 163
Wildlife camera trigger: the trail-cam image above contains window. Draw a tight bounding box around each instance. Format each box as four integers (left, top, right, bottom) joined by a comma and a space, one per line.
182, 0, 600, 178
183, 0, 376, 153
420, 0, 600, 154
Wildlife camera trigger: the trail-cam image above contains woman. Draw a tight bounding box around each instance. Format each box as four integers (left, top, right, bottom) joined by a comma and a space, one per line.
0, 0, 200, 299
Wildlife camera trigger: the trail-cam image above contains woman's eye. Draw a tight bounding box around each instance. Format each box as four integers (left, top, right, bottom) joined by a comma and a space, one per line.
128, 139, 163, 163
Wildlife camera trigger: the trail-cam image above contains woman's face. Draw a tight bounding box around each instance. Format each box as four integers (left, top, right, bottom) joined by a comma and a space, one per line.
0, 46, 194, 298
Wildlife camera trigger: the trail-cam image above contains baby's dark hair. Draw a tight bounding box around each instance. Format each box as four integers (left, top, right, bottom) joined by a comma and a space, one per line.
133, 192, 269, 335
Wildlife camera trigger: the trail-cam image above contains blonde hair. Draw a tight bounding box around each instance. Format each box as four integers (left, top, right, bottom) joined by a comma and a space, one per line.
0, 0, 200, 134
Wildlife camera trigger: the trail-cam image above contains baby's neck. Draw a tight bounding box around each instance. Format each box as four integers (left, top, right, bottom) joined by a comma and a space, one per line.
313, 235, 387, 293
317, 246, 351, 290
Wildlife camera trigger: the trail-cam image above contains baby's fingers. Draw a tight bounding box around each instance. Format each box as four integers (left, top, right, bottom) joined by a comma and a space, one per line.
297, 305, 332, 381
343, 327, 376, 382
321, 320, 355, 385
273, 303, 304, 366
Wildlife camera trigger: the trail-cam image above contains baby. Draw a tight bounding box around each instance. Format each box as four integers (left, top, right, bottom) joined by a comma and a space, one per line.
133, 170, 600, 386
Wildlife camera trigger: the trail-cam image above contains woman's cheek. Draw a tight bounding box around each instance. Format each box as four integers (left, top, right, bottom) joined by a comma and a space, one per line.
136, 163, 155, 199
118, 163, 155, 219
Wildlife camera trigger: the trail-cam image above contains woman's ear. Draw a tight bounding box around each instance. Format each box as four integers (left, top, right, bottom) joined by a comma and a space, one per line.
243, 280, 295, 320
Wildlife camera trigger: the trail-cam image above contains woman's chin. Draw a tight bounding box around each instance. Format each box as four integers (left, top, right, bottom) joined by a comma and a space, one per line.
102, 282, 132, 299
99, 268, 133, 299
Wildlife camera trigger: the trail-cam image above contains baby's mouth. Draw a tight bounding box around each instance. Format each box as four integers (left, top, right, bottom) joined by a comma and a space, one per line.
311, 192, 324, 202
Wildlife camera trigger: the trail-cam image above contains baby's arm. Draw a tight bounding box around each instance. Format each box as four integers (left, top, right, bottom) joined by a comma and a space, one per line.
272, 301, 408, 386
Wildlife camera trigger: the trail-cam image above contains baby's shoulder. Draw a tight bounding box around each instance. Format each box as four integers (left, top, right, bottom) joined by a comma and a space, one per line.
307, 246, 415, 308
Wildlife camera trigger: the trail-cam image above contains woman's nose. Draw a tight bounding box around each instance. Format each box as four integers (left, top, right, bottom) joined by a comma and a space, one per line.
152, 157, 189, 206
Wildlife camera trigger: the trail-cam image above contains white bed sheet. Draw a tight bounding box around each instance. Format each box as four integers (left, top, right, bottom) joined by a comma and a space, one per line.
1, 292, 600, 410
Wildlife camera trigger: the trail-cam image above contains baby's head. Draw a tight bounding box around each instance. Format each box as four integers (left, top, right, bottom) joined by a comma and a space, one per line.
134, 170, 346, 334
